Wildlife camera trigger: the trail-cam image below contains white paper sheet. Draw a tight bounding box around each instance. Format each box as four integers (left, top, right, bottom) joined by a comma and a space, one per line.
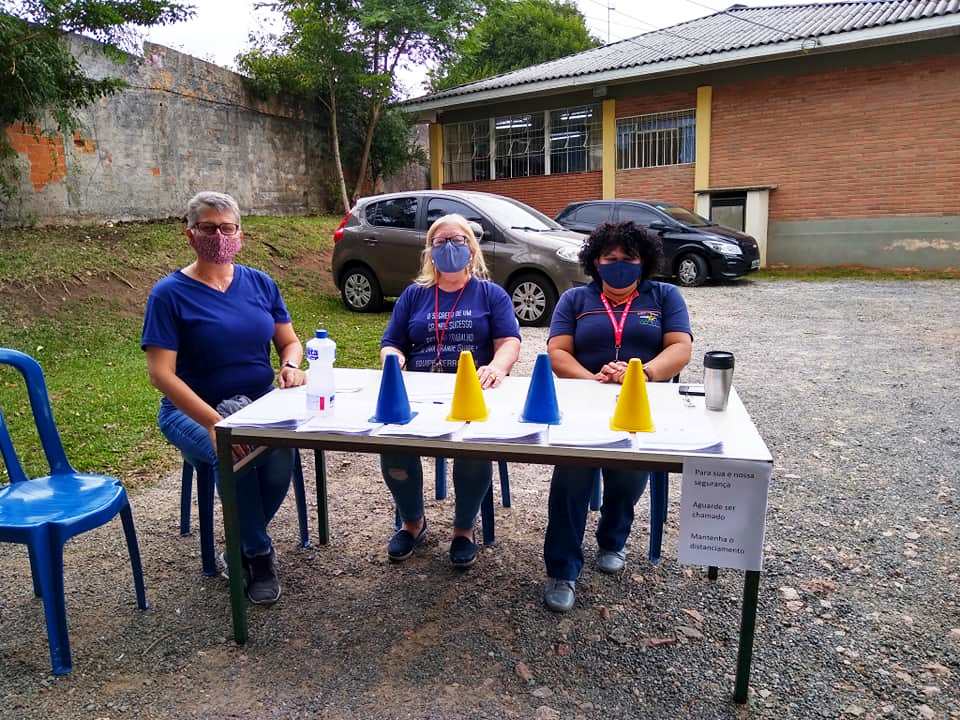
678, 458, 772, 571
461, 410, 547, 443
548, 418, 631, 448
374, 403, 465, 438
219, 387, 308, 428
295, 409, 382, 435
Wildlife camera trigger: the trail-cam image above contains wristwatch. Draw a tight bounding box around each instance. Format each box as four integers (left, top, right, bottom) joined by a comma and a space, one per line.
282, 361, 300, 371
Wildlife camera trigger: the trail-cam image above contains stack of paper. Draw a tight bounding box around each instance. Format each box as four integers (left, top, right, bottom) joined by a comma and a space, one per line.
295, 410, 382, 435
548, 422, 631, 448
461, 412, 547, 444
375, 403, 465, 439
633, 419, 723, 453
219, 388, 308, 429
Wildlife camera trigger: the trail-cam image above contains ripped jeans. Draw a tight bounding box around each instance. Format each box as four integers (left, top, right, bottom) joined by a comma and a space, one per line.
381, 453, 492, 531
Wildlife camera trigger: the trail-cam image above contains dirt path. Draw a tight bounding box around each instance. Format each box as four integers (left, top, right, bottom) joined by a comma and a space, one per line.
1, 279, 958, 719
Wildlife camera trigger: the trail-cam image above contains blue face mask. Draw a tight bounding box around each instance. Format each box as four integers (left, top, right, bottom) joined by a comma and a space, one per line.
431, 242, 471, 273
597, 260, 642, 289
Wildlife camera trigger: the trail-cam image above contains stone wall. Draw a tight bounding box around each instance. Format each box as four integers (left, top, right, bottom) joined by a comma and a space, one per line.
2, 36, 331, 225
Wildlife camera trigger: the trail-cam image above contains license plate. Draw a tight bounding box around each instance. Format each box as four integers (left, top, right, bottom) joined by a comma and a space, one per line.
750, 259, 760, 269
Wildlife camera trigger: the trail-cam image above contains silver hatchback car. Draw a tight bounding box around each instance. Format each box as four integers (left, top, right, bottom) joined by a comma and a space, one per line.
331, 190, 589, 326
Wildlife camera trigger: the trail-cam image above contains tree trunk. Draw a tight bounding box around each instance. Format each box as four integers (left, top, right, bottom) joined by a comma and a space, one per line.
327, 83, 351, 213
351, 99, 382, 204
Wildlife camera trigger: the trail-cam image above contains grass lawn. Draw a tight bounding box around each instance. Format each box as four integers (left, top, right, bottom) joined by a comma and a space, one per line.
754, 265, 960, 281
0, 216, 389, 485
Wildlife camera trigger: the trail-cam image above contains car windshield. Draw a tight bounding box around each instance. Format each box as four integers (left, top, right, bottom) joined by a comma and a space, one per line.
467, 195, 561, 231
655, 204, 711, 227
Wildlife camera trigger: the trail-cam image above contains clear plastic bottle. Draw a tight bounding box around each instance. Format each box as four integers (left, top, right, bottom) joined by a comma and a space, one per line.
305, 329, 336, 416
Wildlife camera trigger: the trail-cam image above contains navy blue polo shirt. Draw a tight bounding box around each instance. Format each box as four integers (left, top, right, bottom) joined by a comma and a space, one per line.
549, 280, 691, 374
141, 264, 291, 408
381, 278, 520, 372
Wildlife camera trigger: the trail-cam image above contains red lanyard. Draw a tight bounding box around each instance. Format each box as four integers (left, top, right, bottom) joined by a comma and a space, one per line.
433, 283, 467, 371
599, 291, 638, 361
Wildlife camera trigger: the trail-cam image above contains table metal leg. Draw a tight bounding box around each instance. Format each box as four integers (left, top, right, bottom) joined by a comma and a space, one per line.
733, 570, 761, 703
215, 427, 247, 645
314, 449, 330, 545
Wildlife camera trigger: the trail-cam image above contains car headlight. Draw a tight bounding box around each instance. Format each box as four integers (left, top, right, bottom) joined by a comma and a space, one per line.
556, 246, 581, 263
703, 240, 742, 256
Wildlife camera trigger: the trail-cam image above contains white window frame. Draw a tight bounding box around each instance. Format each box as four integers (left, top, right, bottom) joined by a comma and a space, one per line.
616, 109, 696, 170
442, 119, 490, 183
548, 104, 603, 175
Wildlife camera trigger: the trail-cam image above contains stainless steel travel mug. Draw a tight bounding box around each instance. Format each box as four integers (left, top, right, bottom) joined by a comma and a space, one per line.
703, 351, 735, 411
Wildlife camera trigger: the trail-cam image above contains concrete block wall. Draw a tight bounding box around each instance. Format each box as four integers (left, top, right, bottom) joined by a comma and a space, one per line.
2, 36, 331, 225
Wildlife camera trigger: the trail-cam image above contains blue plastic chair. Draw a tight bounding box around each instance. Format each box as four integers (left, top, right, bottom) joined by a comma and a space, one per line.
180, 449, 310, 577
0, 348, 147, 675
393, 458, 510, 545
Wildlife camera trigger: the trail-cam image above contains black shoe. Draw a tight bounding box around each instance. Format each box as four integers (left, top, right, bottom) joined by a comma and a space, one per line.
449, 535, 478, 568
388, 519, 427, 561
245, 548, 281, 605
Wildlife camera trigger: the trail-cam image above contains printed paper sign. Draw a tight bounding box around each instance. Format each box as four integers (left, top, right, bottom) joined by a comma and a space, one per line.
678, 458, 773, 571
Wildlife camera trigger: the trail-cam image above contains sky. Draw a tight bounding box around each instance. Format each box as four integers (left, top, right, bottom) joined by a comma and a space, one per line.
144, 0, 818, 98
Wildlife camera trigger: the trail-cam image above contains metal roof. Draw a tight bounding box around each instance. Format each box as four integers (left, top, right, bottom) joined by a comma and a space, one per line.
404, 1, 960, 108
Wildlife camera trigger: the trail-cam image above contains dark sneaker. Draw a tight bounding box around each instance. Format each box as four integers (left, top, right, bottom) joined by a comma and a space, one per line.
245, 548, 281, 605
449, 535, 478, 568
387, 518, 427, 561
543, 578, 576, 613
597, 548, 627, 574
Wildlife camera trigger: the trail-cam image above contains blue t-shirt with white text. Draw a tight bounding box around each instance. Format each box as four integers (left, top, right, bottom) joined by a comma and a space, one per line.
141, 264, 291, 408
548, 280, 691, 374
381, 278, 520, 372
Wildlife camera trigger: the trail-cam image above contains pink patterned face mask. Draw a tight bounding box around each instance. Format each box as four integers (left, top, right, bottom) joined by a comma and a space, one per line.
189, 229, 242, 264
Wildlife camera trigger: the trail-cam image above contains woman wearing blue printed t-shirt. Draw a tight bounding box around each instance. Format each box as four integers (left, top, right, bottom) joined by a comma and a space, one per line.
543, 222, 693, 612
141, 191, 307, 606
380, 214, 521, 568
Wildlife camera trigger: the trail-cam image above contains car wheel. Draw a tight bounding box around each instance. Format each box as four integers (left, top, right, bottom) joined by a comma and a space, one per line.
507, 273, 557, 327
675, 253, 709, 287
340, 265, 383, 312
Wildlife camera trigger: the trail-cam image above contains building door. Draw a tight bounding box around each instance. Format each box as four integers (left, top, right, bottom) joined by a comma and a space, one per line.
709, 192, 747, 232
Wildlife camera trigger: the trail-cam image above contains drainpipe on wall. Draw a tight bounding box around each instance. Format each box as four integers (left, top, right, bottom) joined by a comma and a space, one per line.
601, 99, 616, 200
429, 123, 443, 189
694, 85, 712, 204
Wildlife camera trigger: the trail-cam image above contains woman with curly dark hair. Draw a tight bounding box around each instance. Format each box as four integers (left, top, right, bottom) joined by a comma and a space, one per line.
542, 221, 693, 612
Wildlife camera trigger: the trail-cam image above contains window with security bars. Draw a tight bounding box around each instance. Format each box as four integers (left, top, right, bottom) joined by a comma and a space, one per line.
616, 109, 696, 170
549, 104, 602, 174
443, 120, 490, 183
494, 113, 545, 179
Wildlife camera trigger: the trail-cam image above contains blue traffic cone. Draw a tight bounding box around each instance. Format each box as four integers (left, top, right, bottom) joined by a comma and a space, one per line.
520, 353, 561, 425
371, 354, 417, 424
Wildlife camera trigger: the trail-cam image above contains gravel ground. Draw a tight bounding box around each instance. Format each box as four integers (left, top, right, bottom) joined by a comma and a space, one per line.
1, 279, 958, 720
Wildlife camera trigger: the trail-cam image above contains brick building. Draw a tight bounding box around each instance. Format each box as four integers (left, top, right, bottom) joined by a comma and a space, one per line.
403, 1, 960, 269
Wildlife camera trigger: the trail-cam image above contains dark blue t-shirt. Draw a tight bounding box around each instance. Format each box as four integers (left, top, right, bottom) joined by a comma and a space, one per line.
381, 278, 520, 372
141, 264, 291, 407
549, 280, 691, 374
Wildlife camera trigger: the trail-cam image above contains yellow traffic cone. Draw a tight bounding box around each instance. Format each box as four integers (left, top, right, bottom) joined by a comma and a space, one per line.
610, 358, 655, 432
446, 350, 489, 422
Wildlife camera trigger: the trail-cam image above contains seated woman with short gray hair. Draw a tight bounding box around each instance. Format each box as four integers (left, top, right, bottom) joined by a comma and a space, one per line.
141, 191, 307, 605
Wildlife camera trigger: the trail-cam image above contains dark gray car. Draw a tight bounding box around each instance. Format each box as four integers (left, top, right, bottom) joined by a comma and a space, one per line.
332, 190, 589, 326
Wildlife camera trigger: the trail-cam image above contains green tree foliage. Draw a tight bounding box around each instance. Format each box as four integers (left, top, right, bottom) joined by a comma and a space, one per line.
430, 0, 599, 91
240, 0, 481, 210
0, 0, 194, 203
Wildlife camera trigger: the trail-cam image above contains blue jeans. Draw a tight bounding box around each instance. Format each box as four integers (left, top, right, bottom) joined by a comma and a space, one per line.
382, 453, 492, 531
158, 404, 293, 557
543, 466, 649, 581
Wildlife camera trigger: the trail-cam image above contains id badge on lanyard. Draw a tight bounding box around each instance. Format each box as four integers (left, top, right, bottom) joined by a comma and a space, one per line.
600, 292, 637, 362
